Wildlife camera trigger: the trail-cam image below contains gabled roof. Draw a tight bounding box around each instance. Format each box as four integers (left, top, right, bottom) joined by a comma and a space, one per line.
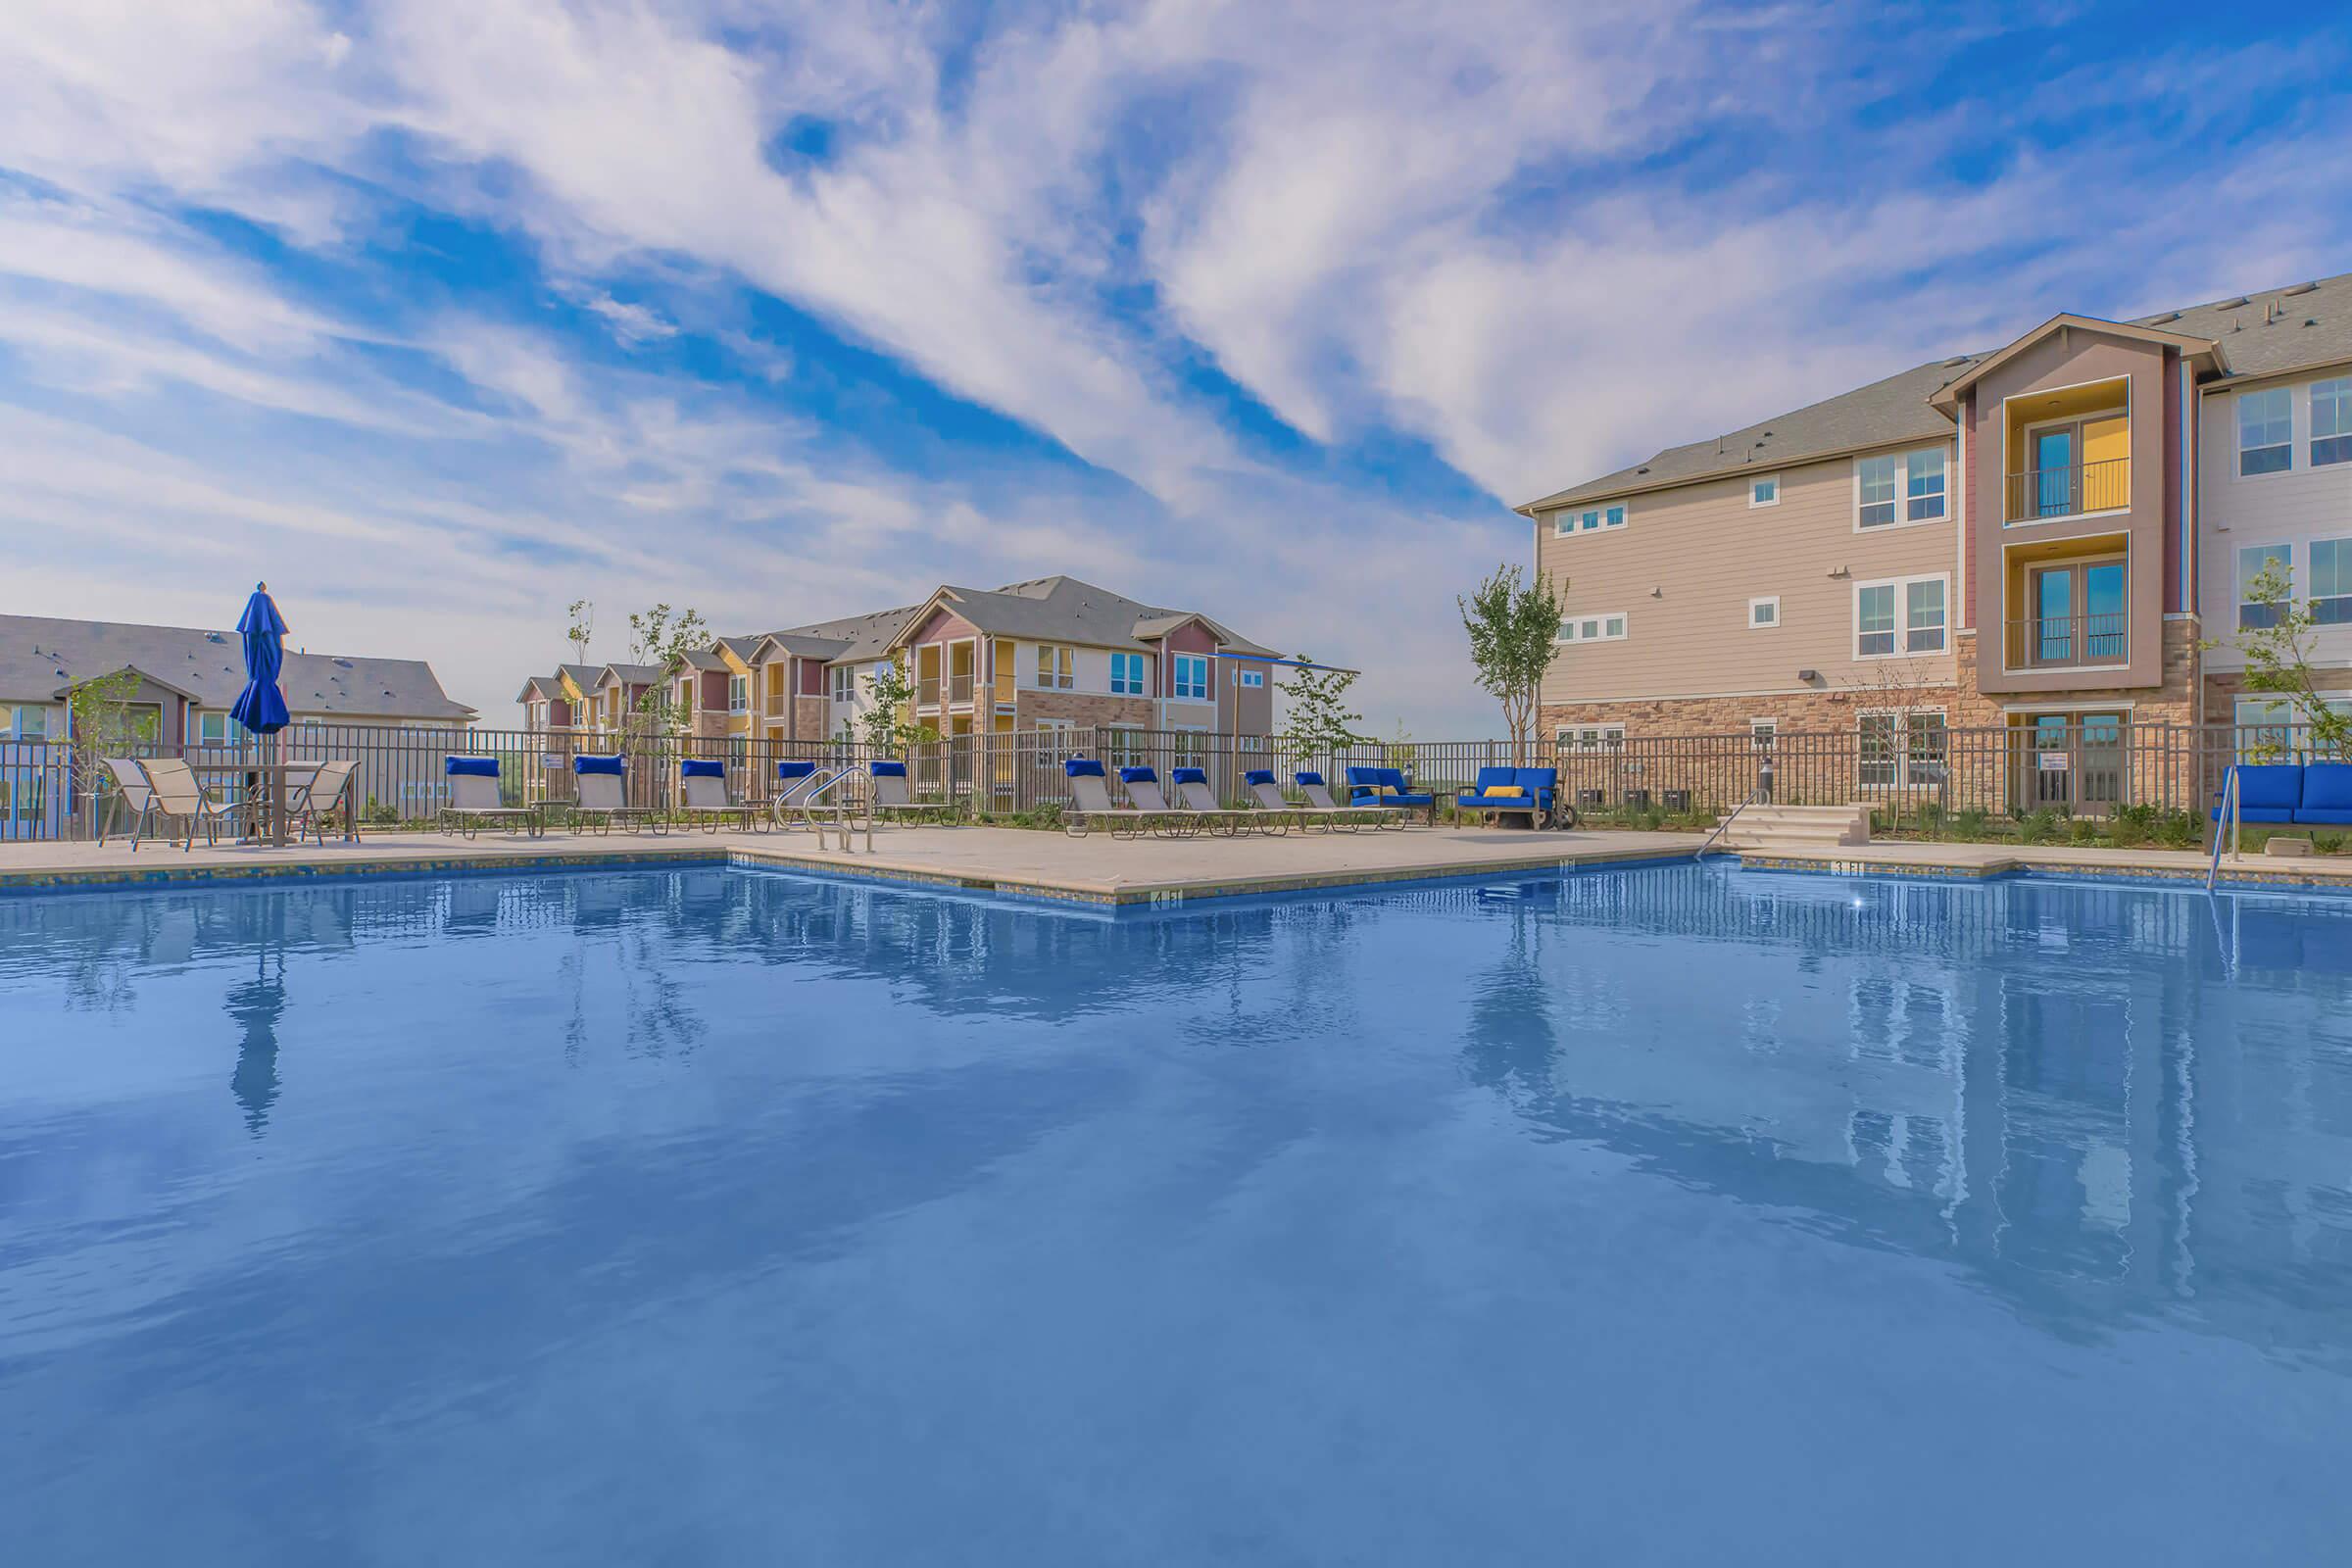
53, 663, 206, 704
1928, 314, 2222, 412
676, 648, 729, 672
754, 604, 922, 664
713, 636, 763, 663
1521, 267, 2352, 513
515, 673, 565, 704
751, 630, 856, 662
0, 612, 476, 720
591, 662, 664, 692
886, 576, 1276, 658
558, 662, 602, 690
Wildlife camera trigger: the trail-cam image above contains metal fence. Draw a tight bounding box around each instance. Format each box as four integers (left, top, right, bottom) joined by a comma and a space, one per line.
4, 719, 2337, 843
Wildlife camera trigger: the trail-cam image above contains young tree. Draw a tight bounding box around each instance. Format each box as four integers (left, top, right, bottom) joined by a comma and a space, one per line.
624, 604, 710, 744
565, 599, 595, 663
1278, 654, 1368, 769
2214, 559, 2352, 758
1458, 564, 1563, 763
859, 659, 916, 752
64, 667, 153, 835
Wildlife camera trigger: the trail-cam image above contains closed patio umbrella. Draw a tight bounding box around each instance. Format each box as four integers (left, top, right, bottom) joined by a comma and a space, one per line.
230, 583, 291, 843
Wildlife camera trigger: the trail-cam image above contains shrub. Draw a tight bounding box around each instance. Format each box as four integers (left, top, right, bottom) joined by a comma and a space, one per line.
2315, 831, 2346, 855
2069, 815, 2102, 845
2020, 808, 2065, 846
1952, 807, 1989, 842
2155, 810, 2200, 851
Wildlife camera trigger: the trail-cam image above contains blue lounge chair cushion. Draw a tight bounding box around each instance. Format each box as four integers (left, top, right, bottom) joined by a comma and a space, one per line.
2214, 763, 2300, 822
1295, 770, 1326, 787
573, 754, 625, 775
445, 755, 500, 777
679, 759, 725, 779
2294, 762, 2352, 824
1064, 758, 1106, 778
1170, 767, 1208, 785
1119, 765, 1158, 784
1243, 769, 1276, 786
870, 760, 907, 777
777, 760, 815, 779
1347, 764, 1433, 808
1515, 767, 1558, 808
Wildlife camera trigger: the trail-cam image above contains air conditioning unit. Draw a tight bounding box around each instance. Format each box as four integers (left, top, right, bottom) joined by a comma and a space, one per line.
1662, 790, 1690, 812
1577, 788, 1606, 808
1624, 789, 1651, 810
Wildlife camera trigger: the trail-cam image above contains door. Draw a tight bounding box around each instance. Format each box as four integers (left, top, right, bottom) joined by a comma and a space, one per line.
2033, 427, 2075, 516
2078, 713, 2125, 814
2033, 567, 2075, 663
2082, 563, 2126, 662
2027, 714, 2072, 808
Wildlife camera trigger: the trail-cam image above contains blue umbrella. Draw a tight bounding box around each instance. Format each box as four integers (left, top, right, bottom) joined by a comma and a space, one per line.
230, 582, 290, 736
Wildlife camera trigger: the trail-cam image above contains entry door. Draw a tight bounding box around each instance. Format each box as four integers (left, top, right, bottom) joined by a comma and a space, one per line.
2078, 713, 2124, 813
2034, 567, 2075, 663
2082, 564, 2126, 662
2033, 427, 2076, 516
2028, 715, 2072, 808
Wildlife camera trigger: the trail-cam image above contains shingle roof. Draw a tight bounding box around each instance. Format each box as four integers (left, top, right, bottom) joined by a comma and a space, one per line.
676, 648, 729, 672
558, 662, 602, 691
515, 673, 564, 703
0, 612, 474, 720
902, 576, 1276, 658
762, 604, 922, 663
1523, 268, 2352, 513
592, 662, 665, 690
713, 636, 764, 663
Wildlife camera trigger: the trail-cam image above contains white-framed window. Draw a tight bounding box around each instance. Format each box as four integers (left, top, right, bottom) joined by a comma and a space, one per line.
1854, 447, 1948, 529
1858, 710, 1948, 787
1036, 644, 1075, 690
2237, 542, 2292, 630
1552, 503, 1628, 536
1172, 653, 1209, 701
1556, 722, 1625, 751
1749, 475, 1780, 508
1749, 717, 1778, 751
2235, 695, 2352, 760
1109, 651, 1146, 696
3, 704, 53, 741
1556, 612, 1629, 644
1854, 575, 1946, 657
830, 664, 856, 703
1748, 596, 1781, 629
1235, 667, 1265, 688
2238, 386, 2293, 476
2311, 537, 2352, 625
2314, 376, 2352, 468
727, 674, 748, 713
677, 677, 696, 714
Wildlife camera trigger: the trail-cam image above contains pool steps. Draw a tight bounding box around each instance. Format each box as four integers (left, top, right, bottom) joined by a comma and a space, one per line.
1708, 804, 1872, 855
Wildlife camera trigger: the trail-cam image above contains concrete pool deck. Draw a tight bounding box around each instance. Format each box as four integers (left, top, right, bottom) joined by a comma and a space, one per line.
3, 823, 2349, 902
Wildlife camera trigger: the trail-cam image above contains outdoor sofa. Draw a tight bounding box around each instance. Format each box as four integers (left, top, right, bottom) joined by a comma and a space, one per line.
1345, 765, 1437, 824
2211, 761, 2352, 826
1456, 765, 1567, 829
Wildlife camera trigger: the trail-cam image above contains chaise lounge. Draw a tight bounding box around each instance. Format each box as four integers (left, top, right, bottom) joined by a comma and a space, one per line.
440, 756, 543, 838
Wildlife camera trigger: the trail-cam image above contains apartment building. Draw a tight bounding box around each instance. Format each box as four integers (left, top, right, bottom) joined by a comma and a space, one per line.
522, 576, 1278, 746
1519, 270, 2352, 763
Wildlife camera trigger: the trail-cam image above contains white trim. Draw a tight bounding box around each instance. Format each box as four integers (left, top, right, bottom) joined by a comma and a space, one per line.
1851, 572, 1949, 658
1997, 372, 2133, 529
1747, 473, 1781, 509
2000, 699, 2137, 715
1556, 611, 1630, 644
1852, 443, 1952, 533
1955, 406, 1970, 631
2233, 383, 2295, 480
1551, 502, 1630, 537
1746, 595, 1781, 629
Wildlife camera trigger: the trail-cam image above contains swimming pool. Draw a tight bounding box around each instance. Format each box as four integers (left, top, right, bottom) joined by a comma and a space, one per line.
3, 862, 2348, 1564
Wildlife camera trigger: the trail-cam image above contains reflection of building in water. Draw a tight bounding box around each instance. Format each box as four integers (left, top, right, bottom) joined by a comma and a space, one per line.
1457, 866, 2352, 1359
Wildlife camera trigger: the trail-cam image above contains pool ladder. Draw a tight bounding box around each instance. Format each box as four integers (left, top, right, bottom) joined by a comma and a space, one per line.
807, 769, 874, 855
2206, 765, 2241, 893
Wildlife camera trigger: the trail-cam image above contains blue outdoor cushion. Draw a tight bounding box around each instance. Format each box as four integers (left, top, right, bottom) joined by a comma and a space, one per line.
1064, 758, 1106, 778
573, 754, 625, 775
1471, 765, 1516, 792
1171, 767, 1208, 785
1295, 770, 1326, 786
870, 760, 907, 778
2237, 764, 2303, 812
1243, 769, 1275, 786
776, 760, 815, 780
2292, 808, 2352, 825
2301, 762, 2352, 812
445, 755, 499, 777
1118, 765, 1158, 784
679, 759, 724, 779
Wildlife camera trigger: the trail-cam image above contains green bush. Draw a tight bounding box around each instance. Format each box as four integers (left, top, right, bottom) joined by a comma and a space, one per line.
2315, 831, 2346, 855
2069, 816, 2102, 845
1952, 807, 1990, 842
2020, 808, 2065, 846
2155, 810, 2200, 851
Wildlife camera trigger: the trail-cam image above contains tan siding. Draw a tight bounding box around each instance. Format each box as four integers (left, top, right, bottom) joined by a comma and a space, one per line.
2199, 365, 2352, 676
1536, 447, 1957, 707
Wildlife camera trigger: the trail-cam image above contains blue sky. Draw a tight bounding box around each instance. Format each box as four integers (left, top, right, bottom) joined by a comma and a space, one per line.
2, 0, 2348, 730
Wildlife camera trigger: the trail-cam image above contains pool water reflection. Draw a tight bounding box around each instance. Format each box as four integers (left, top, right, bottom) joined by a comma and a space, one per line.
2, 864, 2348, 1565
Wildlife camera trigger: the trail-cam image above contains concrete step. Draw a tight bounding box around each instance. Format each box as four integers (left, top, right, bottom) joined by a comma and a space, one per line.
1710, 803, 1871, 853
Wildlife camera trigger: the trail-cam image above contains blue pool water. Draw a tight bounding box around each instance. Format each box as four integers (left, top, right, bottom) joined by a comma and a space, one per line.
3, 863, 2350, 1565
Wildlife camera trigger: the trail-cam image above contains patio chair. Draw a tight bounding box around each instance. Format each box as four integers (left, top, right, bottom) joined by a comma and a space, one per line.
441, 756, 543, 838
1061, 759, 1156, 838
1242, 768, 1324, 833
1294, 770, 1394, 832
1169, 767, 1265, 837
1455, 765, 1565, 829
98, 757, 158, 847
1118, 765, 1208, 838
571, 755, 662, 835
286, 759, 359, 846
678, 759, 765, 834
132, 757, 237, 852
867, 760, 953, 825
1346, 765, 1436, 825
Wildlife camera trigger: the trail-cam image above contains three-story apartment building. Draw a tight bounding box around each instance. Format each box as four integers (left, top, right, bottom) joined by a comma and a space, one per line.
1521, 271, 2352, 765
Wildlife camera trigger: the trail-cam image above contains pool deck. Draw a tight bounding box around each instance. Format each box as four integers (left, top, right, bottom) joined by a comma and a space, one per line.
2, 824, 2346, 902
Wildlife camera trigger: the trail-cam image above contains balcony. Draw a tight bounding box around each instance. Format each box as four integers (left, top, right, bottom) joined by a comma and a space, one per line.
765, 692, 787, 716
2005, 456, 2129, 522
917, 677, 941, 709
2004, 612, 2128, 670
949, 673, 974, 706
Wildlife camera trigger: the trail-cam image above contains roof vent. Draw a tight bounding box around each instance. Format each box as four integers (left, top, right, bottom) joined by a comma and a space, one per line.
1636, 466, 1650, 474
1942, 354, 1972, 367
2218, 296, 2249, 309
2282, 281, 2319, 297
204, 631, 226, 643
2142, 311, 2180, 325
332, 658, 353, 668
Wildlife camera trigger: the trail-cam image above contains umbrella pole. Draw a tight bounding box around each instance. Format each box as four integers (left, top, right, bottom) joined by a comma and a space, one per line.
271, 727, 287, 847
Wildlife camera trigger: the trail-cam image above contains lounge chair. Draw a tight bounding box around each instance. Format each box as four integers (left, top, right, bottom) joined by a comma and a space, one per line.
679, 759, 765, 833
98, 756, 159, 847
1242, 767, 1322, 833
286, 759, 359, 845
1455, 765, 1565, 829
867, 760, 952, 825
1346, 765, 1436, 825
1118, 765, 1209, 838
1169, 767, 1265, 836
570, 755, 662, 835
134, 757, 239, 851
1061, 758, 1157, 838
441, 756, 543, 838
1294, 770, 1394, 831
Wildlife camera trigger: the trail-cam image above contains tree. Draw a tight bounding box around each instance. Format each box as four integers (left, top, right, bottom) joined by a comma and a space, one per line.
1458, 564, 1563, 763
859, 659, 916, 751
623, 604, 710, 743
1278, 654, 1368, 765
2213, 559, 2352, 759
64, 667, 153, 835
565, 599, 595, 663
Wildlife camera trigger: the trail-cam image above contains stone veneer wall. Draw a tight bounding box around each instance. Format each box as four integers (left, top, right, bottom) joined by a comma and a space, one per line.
1014, 691, 1157, 728
793, 696, 828, 741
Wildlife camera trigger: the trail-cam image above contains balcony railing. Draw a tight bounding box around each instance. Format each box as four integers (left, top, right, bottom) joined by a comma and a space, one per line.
2005, 612, 2128, 670
916, 678, 941, 709
949, 673, 974, 706
2006, 456, 2129, 521
765, 692, 787, 716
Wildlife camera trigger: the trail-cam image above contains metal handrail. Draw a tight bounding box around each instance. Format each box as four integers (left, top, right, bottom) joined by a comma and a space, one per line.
805, 767, 872, 853
2206, 764, 2240, 892
1695, 784, 1766, 861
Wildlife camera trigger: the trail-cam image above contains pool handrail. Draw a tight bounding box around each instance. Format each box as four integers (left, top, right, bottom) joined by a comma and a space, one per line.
2207, 764, 2241, 893
1696, 784, 1766, 862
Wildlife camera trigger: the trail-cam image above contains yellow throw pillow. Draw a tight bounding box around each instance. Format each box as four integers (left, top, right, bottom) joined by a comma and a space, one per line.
1486, 785, 1525, 798
1370, 784, 1396, 797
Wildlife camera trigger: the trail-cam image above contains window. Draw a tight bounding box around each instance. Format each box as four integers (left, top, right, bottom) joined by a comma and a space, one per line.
2238, 387, 2292, 476
1748, 596, 1780, 629
2237, 542, 2292, 630
1854, 576, 1945, 657
1109, 652, 1146, 696
1749, 718, 1777, 752
1858, 710, 1946, 787
2315, 377, 2352, 467
1552, 503, 1628, 536
1856, 448, 1949, 528
677, 678, 695, 714
831, 664, 856, 703
1036, 645, 1075, 690
1904, 447, 1946, 521
1749, 475, 1780, 508
2235, 695, 2352, 760
1172, 654, 1209, 701
1557, 723, 1624, 751
195, 710, 232, 746
3, 705, 51, 741
1556, 612, 1629, 644
1236, 667, 1265, 688
2311, 538, 2352, 624
727, 675, 748, 712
